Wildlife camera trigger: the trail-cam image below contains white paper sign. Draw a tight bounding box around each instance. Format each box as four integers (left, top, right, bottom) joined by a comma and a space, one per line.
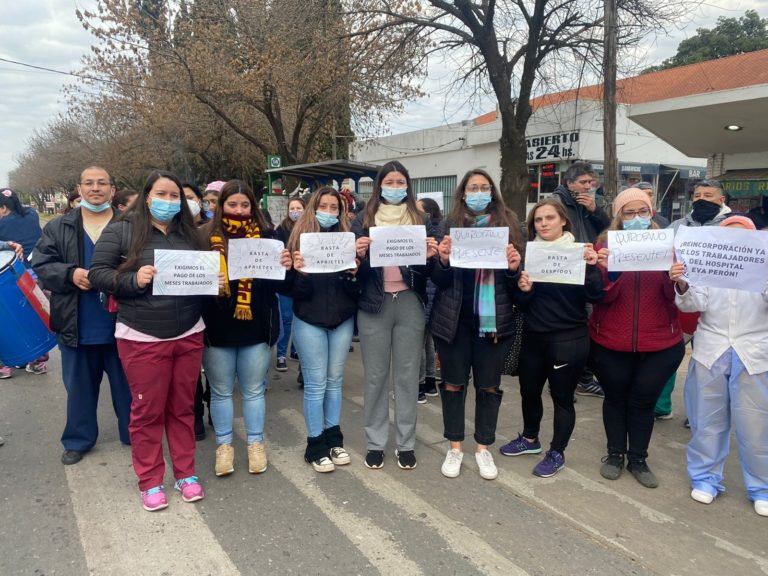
299, 232, 357, 273
369, 225, 427, 267
525, 241, 586, 284
266, 195, 288, 225
449, 227, 509, 269
227, 238, 285, 280
607, 229, 675, 271
153, 250, 220, 296
674, 225, 768, 292
417, 191, 444, 212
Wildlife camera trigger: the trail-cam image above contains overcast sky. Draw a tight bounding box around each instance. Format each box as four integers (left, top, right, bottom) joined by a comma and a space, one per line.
1, 0, 766, 187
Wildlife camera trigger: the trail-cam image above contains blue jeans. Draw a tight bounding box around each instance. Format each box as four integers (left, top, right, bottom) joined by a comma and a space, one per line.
277, 295, 296, 358
203, 343, 271, 445
292, 316, 354, 437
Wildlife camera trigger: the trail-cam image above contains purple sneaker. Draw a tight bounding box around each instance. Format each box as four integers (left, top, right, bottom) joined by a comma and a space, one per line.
499, 434, 542, 457
533, 450, 565, 478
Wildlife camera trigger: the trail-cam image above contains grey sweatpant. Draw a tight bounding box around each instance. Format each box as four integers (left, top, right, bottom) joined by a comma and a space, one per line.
358, 290, 425, 452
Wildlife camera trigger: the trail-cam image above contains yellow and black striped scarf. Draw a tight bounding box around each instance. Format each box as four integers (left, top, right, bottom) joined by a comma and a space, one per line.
211, 217, 261, 320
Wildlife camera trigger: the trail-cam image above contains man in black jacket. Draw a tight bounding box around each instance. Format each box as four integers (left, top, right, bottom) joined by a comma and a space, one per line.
551, 162, 611, 397
33, 166, 131, 465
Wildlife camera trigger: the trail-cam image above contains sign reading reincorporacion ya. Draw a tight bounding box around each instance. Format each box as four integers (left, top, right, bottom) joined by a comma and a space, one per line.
526, 132, 579, 163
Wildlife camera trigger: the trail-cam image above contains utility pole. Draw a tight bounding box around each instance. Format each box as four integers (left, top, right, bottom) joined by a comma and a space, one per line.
603, 0, 618, 205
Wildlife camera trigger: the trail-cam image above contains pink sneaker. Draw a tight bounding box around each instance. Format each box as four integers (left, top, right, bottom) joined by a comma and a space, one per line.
174, 476, 204, 502
0, 366, 12, 379
141, 486, 168, 511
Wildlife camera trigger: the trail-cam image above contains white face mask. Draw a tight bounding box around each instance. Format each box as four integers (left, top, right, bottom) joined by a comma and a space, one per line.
187, 199, 201, 217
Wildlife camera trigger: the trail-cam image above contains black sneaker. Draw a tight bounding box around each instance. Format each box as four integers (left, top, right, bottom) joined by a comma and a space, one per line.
289, 351, 300, 361
600, 453, 624, 480
395, 449, 417, 470
683, 418, 690, 429
627, 459, 658, 488
297, 370, 304, 389
276, 357, 288, 372
417, 391, 427, 404
365, 450, 384, 469
61, 450, 84, 465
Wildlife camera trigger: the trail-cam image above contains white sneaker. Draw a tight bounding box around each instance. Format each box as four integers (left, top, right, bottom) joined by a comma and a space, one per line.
691, 489, 714, 504
329, 447, 350, 466
755, 500, 768, 517
441, 448, 463, 478
311, 457, 335, 473
475, 449, 498, 480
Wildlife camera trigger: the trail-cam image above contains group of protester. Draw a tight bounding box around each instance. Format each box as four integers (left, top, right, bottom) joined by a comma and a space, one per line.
0, 161, 765, 519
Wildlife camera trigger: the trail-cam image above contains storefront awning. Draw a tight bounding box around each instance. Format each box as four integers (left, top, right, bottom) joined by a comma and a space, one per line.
711, 169, 768, 198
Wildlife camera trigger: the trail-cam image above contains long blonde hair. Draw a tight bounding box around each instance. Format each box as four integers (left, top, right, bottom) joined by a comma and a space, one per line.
287, 187, 350, 253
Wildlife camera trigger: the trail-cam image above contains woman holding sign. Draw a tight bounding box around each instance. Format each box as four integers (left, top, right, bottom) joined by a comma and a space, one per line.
352, 161, 438, 470
201, 180, 292, 479
590, 188, 684, 488
430, 169, 524, 480
287, 187, 359, 472
671, 215, 768, 516
499, 198, 602, 479
89, 170, 211, 511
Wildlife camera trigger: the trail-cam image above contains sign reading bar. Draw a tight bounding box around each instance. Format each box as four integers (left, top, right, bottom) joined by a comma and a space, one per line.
607, 229, 675, 271
450, 227, 509, 269
227, 238, 286, 280
525, 241, 586, 285
369, 225, 427, 267
153, 250, 220, 296
299, 232, 357, 274
674, 226, 768, 292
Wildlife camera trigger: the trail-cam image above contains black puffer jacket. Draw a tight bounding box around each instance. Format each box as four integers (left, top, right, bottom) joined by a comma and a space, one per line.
288, 268, 359, 329
430, 263, 520, 344
351, 211, 435, 314
32, 209, 92, 346
551, 186, 610, 243
89, 219, 202, 340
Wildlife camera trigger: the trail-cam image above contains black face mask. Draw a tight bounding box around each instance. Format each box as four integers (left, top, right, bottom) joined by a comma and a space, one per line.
691, 199, 722, 224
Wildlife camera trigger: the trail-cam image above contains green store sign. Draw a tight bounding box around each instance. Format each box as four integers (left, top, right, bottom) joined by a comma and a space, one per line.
721, 179, 768, 197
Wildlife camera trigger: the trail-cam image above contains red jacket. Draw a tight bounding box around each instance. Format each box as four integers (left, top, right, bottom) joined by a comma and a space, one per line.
589, 268, 682, 353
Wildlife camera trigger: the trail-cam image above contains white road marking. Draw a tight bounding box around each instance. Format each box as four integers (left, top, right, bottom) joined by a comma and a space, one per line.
65, 442, 240, 575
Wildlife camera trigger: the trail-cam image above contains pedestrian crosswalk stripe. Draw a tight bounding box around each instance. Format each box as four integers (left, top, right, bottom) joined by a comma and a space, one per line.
278, 408, 530, 576
232, 418, 422, 575
65, 441, 240, 575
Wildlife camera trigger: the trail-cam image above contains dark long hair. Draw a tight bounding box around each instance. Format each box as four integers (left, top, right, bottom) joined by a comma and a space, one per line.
287, 186, 349, 254
362, 161, 422, 228
446, 169, 524, 252
205, 180, 269, 247
0, 188, 30, 216
280, 196, 307, 235
117, 170, 203, 275
417, 197, 442, 225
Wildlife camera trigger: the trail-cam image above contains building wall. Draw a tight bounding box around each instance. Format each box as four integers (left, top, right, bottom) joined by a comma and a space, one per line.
350, 100, 705, 181
722, 151, 768, 170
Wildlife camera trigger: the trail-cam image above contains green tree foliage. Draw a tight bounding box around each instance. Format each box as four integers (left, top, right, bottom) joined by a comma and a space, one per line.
646, 10, 768, 72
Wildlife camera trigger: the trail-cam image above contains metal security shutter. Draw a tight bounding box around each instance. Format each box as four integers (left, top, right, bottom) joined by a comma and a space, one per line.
412, 176, 457, 213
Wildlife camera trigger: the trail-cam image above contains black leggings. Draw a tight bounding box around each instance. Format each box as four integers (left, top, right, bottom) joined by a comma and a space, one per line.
590, 340, 685, 460
518, 331, 590, 454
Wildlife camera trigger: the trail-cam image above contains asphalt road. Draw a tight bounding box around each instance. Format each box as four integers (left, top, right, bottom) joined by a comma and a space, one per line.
1, 344, 765, 576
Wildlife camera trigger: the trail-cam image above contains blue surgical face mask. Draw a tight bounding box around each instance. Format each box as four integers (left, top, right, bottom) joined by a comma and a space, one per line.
623, 216, 652, 230
465, 192, 492, 213
79, 198, 111, 213
149, 198, 181, 222
315, 211, 339, 228
381, 187, 407, 205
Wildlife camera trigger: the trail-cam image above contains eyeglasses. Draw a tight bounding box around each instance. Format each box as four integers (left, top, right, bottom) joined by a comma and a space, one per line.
80, 180, 111, 188
465, 185, 492, 193
622, 208, 651, 218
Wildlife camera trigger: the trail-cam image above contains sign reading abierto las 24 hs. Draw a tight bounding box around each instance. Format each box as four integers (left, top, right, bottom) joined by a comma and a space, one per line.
526, 132, 579, 163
